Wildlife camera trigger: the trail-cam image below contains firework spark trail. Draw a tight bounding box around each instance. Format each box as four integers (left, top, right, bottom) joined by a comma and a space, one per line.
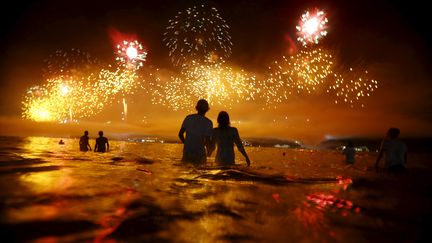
97, 68, 139, 97
43, 48, 99, 79
261, 47, 379, 108
22, 68, 142, 122
296, 9, 328, 46
114, 40, 148, 119
164, 4, 232, 67
150, 73, 195, 111
22, 86, 56, 122
150, 60, 257, 110
186, 61, 257, 105
23, 45, 146, 123
23, 48, 105, 122
22, 75, 104, 122
260, 48, 334, 106
326, 68, 379, 108
22, 6, 380, 121
96, 67, 142, 120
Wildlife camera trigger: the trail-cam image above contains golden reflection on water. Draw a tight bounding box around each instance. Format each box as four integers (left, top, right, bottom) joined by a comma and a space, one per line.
20, 169, 74, 194
3, 137, 425, 242
20, 136, 73, 160
7, 204, 62, 222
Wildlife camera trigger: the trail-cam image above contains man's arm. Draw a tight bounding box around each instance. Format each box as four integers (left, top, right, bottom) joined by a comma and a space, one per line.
178, 127, 186, 143
205, 135, 214, 156
375, 141, 385, 168
106, 140, 109, 152
234, 128, 250, 166
375, 150, 383, 168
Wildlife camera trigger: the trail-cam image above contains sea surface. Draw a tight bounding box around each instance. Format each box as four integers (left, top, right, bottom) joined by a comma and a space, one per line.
0, 136, 431, 242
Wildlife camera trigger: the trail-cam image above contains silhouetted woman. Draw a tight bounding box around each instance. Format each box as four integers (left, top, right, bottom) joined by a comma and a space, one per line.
210, 111, 250, 166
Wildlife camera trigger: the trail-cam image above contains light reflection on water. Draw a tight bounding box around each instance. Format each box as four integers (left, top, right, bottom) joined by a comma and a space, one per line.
0, 136, 431, 242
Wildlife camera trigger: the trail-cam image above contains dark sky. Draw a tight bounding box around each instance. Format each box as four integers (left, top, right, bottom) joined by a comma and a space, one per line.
0, 0, 431, 141
2, 0, 430, 69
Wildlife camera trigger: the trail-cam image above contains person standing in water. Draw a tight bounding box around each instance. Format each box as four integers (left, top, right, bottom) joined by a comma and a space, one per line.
375, 127, 407, 173
79, 131, 91, 151
342, 141, 356, 164
178, 99, 213, 163
209, 111, 250, 166
94, 131, 109, 152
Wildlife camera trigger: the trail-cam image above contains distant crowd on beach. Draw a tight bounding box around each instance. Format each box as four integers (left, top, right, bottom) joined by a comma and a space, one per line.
75, 99, 407, 173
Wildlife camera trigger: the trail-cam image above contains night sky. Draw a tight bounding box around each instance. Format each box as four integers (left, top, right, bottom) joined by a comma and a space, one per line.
0, 0, 431, 143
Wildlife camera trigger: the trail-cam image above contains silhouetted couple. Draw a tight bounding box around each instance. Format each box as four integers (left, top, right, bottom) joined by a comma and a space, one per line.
80, 130, 109, 152
178, 99, 250, 166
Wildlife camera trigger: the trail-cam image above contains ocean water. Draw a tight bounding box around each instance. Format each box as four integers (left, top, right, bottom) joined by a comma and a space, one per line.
0, 136, 431, 242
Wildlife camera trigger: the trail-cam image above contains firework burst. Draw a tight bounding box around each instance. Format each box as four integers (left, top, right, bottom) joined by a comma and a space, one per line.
96, 67, 141, 120
116, 40, 147, 70
151, 60, 256, 110
261, 48, 334, 106
164, 5, 233, 67
296, 9, 328, 46
43, 48, 99, 79
22, 86, 55, 122
22, 76, 99, 122
97, 67, 140, 97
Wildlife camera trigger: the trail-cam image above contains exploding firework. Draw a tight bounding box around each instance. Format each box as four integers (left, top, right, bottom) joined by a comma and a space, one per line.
151, 60, 256, 110
43, 48, 99, 79
185, 61, 257, 105
151, 73, 195, 111
163, 5, 233, 67
116, 40, 147, 70
96, 67, 141, 120
97, 67, 140, 97
326, 68, 379, 108
22, 74, 110, 122
296, 9, 328, 46
22, 68, 142, 122
261, 48, 334, 106
22, 96, 62, 122
24, 39, 150, 122
22, 85, 56, 122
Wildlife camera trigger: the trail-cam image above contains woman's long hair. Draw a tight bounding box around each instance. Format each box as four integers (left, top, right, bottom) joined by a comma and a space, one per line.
217, 111, 230, 128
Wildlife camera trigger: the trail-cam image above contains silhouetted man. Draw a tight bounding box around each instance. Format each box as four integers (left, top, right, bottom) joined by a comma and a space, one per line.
375, 127, 407, 173
79, 131, 91, 151
178, 99, 213, 163
94, 131, 109, 152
